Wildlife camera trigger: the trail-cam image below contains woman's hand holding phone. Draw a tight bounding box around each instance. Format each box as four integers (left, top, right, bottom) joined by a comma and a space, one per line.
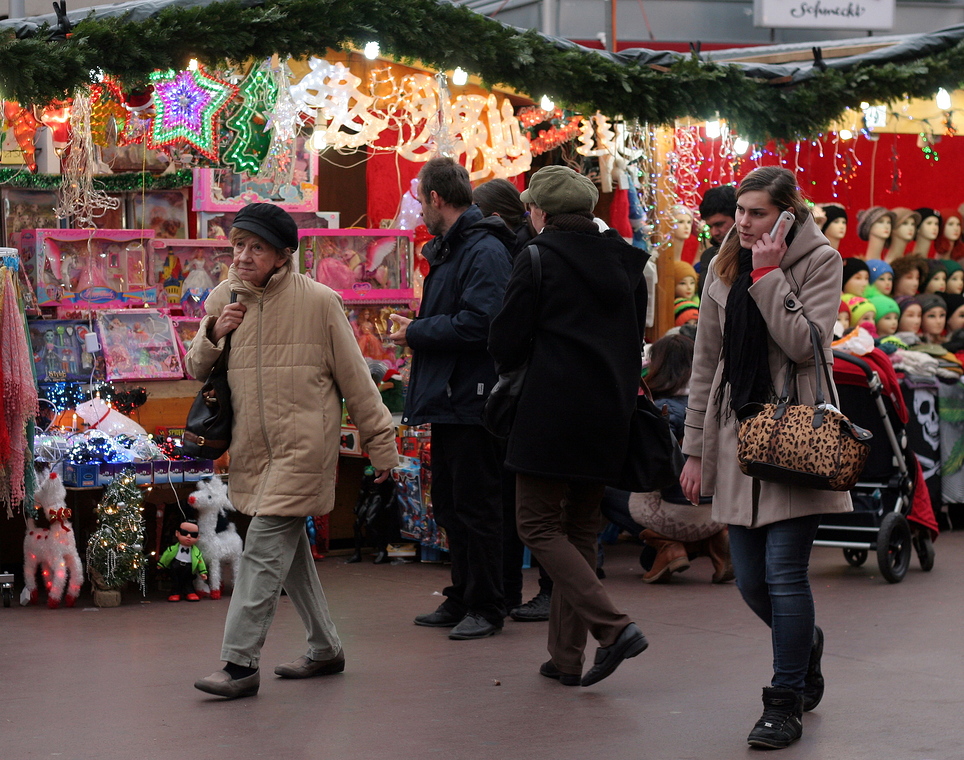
752, 210, 795, 269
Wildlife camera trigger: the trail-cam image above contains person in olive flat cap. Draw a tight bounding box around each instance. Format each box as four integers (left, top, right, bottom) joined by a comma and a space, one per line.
188, 203, 399, 699
490, 164, 650, 688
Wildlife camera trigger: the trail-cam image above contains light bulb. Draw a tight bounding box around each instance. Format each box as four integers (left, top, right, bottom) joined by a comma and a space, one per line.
364, 41, 380, 60
187, 59, 199, 71
860, 101, 870, 110
839, 129, 853, 141
310, 127, 327, 152
733, 138, 750, 155
704, 120, 722, 139
452, 67, 468, 86
937, 88, 952, 111
540, 95, 554, 111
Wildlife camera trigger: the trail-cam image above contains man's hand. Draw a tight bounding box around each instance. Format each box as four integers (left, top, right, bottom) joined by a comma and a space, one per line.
389, 314, 412, 347
374, 469, 393, 483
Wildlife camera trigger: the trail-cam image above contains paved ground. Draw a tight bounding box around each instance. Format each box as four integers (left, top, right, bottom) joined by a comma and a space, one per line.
4, 529, 963, 760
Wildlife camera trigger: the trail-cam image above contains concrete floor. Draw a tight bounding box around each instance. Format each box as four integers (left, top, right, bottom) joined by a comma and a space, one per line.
4, 531, 964, 760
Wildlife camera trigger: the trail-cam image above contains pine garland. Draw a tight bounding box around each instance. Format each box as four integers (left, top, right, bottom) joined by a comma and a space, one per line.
2, 0, 964, 142
0, 169, 191, 191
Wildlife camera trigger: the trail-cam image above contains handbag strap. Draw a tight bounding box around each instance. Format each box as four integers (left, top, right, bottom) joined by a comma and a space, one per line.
776, 319, 830, 426
208, 291, 238, 378
527, 244, 542, 302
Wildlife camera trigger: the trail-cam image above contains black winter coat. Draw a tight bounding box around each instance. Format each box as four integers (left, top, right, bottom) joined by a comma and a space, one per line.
402, 206, 513, 425
489, 228, 649, 482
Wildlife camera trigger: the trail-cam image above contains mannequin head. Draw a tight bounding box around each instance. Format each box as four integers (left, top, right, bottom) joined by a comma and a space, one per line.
936, 210, 964, 258
891, 255, 927, 297
914, 208, 942, 242
890, 207, 922, 244
821, 204, 848, 246
942, 259, 964, 295
673, 260, 698, 301
897, 296, 922, 334
941, 293, 964, 334
671, 205, 695, 243
918, 293, 946, 342
922, 260, 948, 294
866, 259, 894, 296
673, 297, 699, 329
857, 206, 895, 242
869, 294, 900, 337
841, 258, 870, 297
844, 295, 876, 331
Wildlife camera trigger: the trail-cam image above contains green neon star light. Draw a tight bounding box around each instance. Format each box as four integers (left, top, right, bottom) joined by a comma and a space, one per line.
223, 65, 279, 175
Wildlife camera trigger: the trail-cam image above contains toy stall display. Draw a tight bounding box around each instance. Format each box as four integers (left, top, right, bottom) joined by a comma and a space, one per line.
28, 319, 105, 382
88, 195, 127, 230
130, 190, 190, 239
300, 229, 414, 301
22, 228, 156, 310
2, 188, 59, 248
95, 309, 184, 381
157, 519, 207, 602
152, 238, 232, 314
198, 210, 339, 238
172, 317, 201, 378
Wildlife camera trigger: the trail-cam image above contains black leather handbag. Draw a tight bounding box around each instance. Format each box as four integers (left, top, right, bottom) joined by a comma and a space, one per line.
182, 293, 236, 460
482, 245, 542, 439
613, 384, 686, 493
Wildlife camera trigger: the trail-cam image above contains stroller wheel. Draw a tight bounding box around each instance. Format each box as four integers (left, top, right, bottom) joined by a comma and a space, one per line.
843, 548, 868, 567
912, 531, 936, 572
876, 512, 911, 583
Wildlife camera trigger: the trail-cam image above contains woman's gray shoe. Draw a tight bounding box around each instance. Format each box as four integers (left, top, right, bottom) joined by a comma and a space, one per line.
274, 653, 346, 679
194, 669, 260, 699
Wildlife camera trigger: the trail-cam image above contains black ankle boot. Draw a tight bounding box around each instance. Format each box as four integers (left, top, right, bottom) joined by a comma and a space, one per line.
747, 686, 803, 749
803, 626, 825, 712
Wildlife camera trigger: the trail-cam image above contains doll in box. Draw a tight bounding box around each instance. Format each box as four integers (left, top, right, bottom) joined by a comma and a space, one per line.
181, 249, 215, 293
158, 520, 208, 602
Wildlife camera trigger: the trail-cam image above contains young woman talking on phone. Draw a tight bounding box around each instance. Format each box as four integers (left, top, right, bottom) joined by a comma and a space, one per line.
679, 167, 852, 750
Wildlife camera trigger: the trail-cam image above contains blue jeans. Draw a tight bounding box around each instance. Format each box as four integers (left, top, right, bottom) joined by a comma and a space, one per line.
728, 514, 821, 692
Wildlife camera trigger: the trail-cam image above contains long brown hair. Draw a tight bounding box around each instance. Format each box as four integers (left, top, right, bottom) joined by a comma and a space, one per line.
646, 333, 695, 398
714, 167, 811, 286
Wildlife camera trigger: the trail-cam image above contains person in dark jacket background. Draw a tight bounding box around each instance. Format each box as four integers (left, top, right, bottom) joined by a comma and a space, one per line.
489, 165, 649, 687
390, 157, 512, 640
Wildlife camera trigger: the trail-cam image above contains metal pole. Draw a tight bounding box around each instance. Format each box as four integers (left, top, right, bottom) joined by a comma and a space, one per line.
541, 0, 555, 37
8, 0, 25, 20
610, 0, 617, 52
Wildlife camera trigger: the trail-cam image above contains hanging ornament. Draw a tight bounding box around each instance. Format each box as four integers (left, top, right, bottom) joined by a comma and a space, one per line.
260, 59, 299, 194
222, 61, 279, 175
40, 100, 72, 151
891, 140, 901, 193
89, 78, 127, 147
3, 102, 40, 172
119, 85, 154, 145
56, 90, 122, 228
148, 68, 239, 161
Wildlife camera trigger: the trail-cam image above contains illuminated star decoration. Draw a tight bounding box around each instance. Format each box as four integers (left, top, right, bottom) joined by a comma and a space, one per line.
223, 63, 279, 175
148, 68, 239, 161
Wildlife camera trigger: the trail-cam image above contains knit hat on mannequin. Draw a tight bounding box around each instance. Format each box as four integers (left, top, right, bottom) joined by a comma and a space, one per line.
857, 206, 895, 240
842, 258, 870, 289
821, 204, 848, 232
866, 259, 893, 284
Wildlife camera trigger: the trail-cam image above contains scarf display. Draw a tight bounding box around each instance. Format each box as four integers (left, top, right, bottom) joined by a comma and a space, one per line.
716, 249, 773, 417
1, 264, 38, 516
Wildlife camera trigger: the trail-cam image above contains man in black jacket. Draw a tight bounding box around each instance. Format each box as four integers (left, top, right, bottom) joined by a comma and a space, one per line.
390, 157, 512, 639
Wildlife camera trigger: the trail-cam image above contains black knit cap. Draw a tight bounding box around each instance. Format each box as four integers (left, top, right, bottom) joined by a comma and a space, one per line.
232, 203, 299, 251
915, 207, 941, 225
821, 204, 848, 232
841, 257, 869, 286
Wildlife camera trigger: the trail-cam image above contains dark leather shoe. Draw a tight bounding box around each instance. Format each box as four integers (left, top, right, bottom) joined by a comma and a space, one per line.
414, 605, 462, 628
539, 660, 580, 686
803, 625, 825, 711
194, 669, 260, 699
448, 613, 501, 640
509, 591, 551, 622
581, 623, 648, 687
274, 651, 346, 679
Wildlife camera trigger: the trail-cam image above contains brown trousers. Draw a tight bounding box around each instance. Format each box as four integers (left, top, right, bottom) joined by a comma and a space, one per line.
515, 473, 632, 675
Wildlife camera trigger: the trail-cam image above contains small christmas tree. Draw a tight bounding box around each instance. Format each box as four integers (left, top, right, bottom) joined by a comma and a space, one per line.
86, 467, 146, 606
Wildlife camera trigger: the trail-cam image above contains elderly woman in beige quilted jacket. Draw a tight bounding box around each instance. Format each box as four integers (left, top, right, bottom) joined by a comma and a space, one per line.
188, 203, 398, 700
680, 168, 851, 750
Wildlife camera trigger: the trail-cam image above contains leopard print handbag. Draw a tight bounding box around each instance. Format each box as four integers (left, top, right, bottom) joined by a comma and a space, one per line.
736, 321, 872, 492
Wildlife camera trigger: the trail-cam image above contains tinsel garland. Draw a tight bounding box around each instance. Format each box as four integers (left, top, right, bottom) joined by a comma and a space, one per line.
0, 169, 192, 191
2, 0, 964, 141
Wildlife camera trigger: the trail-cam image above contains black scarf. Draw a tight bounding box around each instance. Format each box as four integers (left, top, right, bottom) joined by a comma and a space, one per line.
716, 248, 773, 417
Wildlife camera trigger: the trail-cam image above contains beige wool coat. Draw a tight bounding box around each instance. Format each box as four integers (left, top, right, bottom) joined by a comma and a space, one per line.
185, 263, 399, 518
682, 215, 853, 528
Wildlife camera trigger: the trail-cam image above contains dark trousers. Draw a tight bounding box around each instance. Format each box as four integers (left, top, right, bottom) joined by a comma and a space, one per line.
516, 473, 632, 675
431, 423, 506, 626
728, 514, 821, 692
502, 464, 552, 609
168, 559, 195, 597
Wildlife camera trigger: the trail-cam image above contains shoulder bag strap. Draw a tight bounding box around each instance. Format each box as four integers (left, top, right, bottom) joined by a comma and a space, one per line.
527, 244, 542, 302
208, 291, 238, 378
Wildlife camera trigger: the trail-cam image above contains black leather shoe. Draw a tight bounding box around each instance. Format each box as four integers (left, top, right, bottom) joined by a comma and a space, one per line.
414, 605, 462, 628
448, 612, 501, 640
803, 625, 825, 711
539, 660, 580, 686
509, 591, 551, 622
581, 623, 648, 686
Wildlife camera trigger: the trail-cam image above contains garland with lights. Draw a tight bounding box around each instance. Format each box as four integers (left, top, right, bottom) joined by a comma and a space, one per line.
0, 169, 192, 191
3, 0, 964, 142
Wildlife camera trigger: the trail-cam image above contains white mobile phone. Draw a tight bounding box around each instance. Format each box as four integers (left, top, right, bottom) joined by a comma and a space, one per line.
769, 210, 796, 245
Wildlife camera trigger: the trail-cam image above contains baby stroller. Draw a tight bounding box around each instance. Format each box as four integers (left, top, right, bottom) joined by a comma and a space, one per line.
812, 350, 934, 583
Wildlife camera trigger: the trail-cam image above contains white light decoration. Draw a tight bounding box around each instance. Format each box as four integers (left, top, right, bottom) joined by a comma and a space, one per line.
452, 67, 468, 86
540, 95, 554, 111
733, 138, 750, 155
839, 129, 853, 141
187, 59, 199, 71
937, 87, 952, 111
364, 41, 380, 60
704, 120, 722, 139
309, 125, 327, 152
